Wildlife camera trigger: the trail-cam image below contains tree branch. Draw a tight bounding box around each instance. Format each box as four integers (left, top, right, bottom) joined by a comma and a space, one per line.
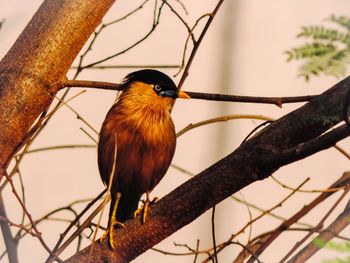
246, 172, 350, 262
62, 79, 317, 106
65, 76, 350, 261
0, 0, 116, 167
0, 192, 18, 263
287, 194, 350, 262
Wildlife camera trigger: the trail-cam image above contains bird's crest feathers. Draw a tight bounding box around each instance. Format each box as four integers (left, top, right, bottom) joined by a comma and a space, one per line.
122, 69, 177, 92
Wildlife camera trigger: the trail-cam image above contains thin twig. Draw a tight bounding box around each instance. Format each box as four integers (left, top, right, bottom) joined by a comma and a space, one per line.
162, 0, 195, 43
22, 144, 96, 154
193, 239, 200, 263
280, 187, 350, 263
185, 91, 317, 107
46, 190, 107, 263
203, 178, 310, 263
176, 114, 274, 138
247, 172, 350, 262
80, 127, 98, 144
334, 144, 350, 160
53, 195, 111, 259
0, 216, 36, 237
0, 192, 18, 263
271, 175, 346, 193
287, 197, 350, 262
55, 95, 98, 135
177, 0, 223, 89
69, 64, 180, 70
0, 166, 60, 262
82, 2, 165, 69
211, 206, 218, 263
88, 134, 117, 262
172, 163, 312, 228
62, 79, 317, 106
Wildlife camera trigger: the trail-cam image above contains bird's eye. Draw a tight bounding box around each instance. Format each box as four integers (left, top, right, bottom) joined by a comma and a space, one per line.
153, 85, 162, 92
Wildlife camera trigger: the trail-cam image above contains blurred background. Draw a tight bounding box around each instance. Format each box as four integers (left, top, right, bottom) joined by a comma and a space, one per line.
1, 0, 350, 262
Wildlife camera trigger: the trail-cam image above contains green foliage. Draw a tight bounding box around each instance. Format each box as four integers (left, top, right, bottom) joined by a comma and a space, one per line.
312, 238, 350, 263
287, 15, 350, 80
323, 257, 350, 263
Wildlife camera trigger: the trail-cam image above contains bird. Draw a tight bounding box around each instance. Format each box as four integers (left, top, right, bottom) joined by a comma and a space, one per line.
97, 69, 190, 249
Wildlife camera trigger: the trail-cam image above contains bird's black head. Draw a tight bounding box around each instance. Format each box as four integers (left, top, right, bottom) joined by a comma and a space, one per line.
122, 69, 179, 99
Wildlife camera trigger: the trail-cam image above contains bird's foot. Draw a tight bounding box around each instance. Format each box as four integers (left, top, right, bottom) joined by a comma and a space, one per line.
99, 220, 125, 250
134, 193, 158, 223
100, 192, 124, 250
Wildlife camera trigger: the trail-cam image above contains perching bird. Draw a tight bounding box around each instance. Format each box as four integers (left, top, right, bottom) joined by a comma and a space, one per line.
98, 69, 190, 249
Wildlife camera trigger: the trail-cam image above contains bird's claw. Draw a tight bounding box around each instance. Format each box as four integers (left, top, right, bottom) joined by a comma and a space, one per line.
100, 220, 125, 250
134, 193, 158, 223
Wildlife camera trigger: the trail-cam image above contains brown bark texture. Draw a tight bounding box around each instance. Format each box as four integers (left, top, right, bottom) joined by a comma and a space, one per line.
0, 0, 116, 167
65, 77, 350, 262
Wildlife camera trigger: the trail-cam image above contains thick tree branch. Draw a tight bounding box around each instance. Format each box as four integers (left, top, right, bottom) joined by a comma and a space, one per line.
0, 0, 116, 167
65, 73, 350, 262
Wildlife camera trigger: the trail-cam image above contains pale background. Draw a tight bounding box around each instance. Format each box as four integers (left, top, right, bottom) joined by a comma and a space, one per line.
1, 1, 350, 262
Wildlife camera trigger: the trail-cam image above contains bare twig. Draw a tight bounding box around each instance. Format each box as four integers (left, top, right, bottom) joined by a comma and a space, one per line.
185, 91, 317, 107
0, 192, 18, 263
62, 80, 123, 91
203, 178, 309, 263
287, 197, 350, 262
88, 133, 117, 262
334, 144, 350, 160
70, 64, 180, 70
22, 144, 96, 154
82, 2, 165, 70
271, 175, 346, 193
162, 0, 195, 43
248, 172, 350, 261
0, 166, 60, 262
177, 0, 223, 89
46, 190, 107, 263
62, 79, 317, 106
193, 239, 200, 263
54, 95, 98, 135
280, 187, 350, 262
0, 216, 35, 237
72, 0, 151, 77
211, 206, 218, 263
176, 115, 274, 138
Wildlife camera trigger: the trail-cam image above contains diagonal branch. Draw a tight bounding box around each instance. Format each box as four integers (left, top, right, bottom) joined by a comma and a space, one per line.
65, 77, 350, 261
287, 194, 350, 262
248, 172, 350, 262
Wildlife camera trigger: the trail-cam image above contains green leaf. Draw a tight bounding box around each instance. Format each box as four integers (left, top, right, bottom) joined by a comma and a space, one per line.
298, 25, 350, 44
328, 15, 350, 31
286, 43, 335, 61
287, 15, 350, 80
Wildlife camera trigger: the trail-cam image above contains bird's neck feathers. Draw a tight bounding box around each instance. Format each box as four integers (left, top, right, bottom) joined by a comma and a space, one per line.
116, 82, 175, 127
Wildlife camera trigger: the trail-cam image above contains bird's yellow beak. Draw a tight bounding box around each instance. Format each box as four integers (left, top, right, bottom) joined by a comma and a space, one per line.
178, 90, 190, 99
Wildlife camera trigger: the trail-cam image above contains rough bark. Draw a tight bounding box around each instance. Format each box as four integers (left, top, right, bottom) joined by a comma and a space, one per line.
65, 77, 350, 262
0, 0, 116, 167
